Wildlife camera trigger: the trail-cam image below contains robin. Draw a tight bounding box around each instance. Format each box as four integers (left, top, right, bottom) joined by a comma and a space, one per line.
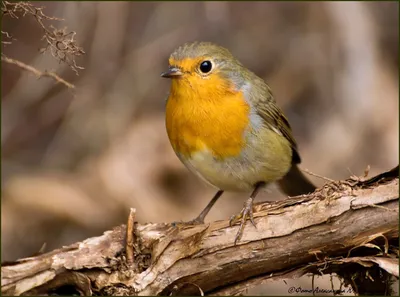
161, 41, 316, 244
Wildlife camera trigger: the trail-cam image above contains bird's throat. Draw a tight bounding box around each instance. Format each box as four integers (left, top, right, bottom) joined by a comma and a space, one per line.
166, 81, 250, 160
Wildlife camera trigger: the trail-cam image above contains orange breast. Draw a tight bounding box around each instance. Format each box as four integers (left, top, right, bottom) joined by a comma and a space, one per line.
165, 74, 250, 160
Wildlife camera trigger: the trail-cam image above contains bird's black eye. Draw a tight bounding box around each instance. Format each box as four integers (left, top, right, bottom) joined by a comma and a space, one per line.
199, 60, 212, 73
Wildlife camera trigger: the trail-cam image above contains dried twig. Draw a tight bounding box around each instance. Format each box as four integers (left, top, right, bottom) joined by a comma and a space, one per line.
303, 168, 335, 183
1, 55, 75, 89
126, 208, 136, 265
1, 30, 15, 45
2, 1, 85, 74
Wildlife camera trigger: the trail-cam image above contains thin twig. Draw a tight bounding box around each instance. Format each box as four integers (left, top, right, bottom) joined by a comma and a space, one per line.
1, 55, 75, 89
1, 30, 15, 45
38, 243, 47, 254
2, 1, 85, 74
126, 208, 136, 265
303, 168, 335, 183
364, 165, 371, 178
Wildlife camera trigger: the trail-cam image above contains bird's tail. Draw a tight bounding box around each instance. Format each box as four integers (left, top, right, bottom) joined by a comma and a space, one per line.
278, 164, 316, 196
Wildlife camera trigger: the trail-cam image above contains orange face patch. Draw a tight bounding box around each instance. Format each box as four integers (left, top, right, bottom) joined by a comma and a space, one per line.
165, 65, 250, 159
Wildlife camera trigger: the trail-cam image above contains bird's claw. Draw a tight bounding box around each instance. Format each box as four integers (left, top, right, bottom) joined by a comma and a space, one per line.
229, 197, 257, 244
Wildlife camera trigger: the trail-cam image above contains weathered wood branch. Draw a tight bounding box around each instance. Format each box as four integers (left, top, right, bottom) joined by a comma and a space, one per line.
1, 166, 399, 296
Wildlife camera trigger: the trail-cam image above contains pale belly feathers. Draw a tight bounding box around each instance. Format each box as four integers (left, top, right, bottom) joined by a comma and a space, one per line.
176, 125, 293, 192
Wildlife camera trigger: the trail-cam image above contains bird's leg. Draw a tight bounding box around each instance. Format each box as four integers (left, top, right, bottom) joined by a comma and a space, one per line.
173, 190, 224, 226
229, 182, 265, 244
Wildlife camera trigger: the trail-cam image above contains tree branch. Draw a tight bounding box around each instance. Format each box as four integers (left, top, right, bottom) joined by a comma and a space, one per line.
1, 166, 399, 296
1, 55, 75, 89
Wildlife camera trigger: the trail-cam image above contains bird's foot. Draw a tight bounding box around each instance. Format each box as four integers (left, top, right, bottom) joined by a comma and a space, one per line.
229, 197, 257, 244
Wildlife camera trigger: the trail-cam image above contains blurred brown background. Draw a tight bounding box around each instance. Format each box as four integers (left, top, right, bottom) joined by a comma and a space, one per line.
1, 1, 398, 293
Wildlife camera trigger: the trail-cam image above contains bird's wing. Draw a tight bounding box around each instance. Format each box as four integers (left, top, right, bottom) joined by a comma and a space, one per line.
254, 84, 301, 164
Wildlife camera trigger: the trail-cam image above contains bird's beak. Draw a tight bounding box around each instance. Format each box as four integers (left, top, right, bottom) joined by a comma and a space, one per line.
161, 67, 183, 78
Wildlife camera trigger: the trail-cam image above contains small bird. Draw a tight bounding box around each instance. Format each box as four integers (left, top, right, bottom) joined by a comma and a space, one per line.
162, 42, 316, 244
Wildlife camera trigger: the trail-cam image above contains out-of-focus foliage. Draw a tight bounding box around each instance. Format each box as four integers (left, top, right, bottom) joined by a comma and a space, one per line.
1, 2, 398, 279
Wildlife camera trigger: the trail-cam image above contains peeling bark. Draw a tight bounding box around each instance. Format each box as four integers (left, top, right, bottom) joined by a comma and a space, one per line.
1, 166, 399, 296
